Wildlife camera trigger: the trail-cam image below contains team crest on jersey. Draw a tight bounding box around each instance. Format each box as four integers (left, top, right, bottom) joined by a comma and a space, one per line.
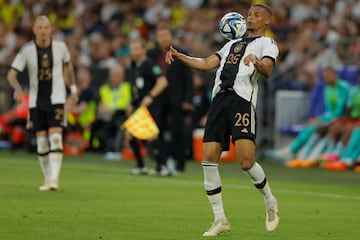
234, 43, 245, 53
42, 53, 49, 68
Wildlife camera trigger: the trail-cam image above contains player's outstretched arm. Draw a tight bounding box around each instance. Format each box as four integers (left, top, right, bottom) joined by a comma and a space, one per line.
165, 46, 219, 72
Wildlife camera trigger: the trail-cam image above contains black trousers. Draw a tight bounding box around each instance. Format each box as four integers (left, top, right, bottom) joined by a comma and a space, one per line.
162, 104, 186, 172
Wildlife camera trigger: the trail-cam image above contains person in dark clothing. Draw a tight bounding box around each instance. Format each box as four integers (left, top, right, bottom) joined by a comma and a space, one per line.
147, 22, 194, 173
127, 38, 169, 176
184, 72, 211, 160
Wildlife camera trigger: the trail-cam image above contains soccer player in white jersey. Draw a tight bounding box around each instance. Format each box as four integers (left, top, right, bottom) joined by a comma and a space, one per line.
165, 3, 279, 236
7, 15, 78, 191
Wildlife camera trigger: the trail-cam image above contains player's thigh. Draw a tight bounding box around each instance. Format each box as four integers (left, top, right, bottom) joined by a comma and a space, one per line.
234, 138, 256, 170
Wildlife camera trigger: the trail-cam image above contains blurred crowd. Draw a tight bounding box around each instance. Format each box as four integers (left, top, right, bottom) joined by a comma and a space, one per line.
0, 0, 360, 160
0, 1, 358, 78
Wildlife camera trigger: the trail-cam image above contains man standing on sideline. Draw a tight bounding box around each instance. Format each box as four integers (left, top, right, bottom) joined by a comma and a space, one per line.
7, 15, 78, 191
165, 4, 279, 236
148, 23, 194, 173
127, 38, 169, 176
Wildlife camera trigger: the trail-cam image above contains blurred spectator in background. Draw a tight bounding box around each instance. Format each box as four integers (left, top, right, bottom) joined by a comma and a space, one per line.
0, 92, 29, 148
184, 72, 210, 160
90, 65, 131, 159
66, 66, 96, 147
318, 73, 360, 171
320, 124, 360, 172
148, 22, 194, 173
267, 67, 351, 167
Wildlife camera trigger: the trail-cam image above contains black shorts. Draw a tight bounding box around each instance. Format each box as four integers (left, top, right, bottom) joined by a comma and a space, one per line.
203, 91, 256, 150
29, 104, 65, 132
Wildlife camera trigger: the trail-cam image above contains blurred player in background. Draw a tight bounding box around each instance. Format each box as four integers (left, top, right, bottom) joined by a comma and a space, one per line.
7, 15, 78, 191
165, 3, 279, 236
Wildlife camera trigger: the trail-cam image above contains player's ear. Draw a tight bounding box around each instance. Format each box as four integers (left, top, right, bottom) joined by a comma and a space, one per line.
264, 16, 271, 25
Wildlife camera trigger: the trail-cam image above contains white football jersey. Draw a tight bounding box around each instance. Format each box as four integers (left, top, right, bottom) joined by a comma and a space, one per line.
214, 36, 279, 108
11, 39, 71, 108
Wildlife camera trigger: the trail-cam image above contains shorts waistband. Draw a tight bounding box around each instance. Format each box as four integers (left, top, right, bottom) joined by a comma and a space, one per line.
219, 87, 234, 93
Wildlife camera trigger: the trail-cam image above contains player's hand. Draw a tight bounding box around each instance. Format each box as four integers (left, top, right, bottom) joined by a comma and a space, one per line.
13, 88, 24, 103
165, 46, 178, 65
68, 93, 78, 106
243, 54, 258, 66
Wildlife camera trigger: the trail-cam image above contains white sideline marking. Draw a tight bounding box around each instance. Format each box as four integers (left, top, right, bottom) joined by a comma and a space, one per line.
155, 178, 360, 201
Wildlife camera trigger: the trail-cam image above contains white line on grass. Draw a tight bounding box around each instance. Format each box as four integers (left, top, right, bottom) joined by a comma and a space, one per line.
150, 178, 360, 201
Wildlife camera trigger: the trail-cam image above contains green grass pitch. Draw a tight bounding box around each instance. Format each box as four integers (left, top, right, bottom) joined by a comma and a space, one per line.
1, 150, 360, 240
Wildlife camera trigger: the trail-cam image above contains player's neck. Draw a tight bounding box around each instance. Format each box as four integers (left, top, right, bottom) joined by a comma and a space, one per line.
247, 29, 266, 38
35, 38, 51, 48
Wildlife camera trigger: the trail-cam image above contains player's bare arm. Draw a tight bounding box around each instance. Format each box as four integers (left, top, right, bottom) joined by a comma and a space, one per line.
64, 62, 78, 105
243, 54, 274, 78
141, 75, 168, 107
165, 46, 220, 71
7, 68, 24, 103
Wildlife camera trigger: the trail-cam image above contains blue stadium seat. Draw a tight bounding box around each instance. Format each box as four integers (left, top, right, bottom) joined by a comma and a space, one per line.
307, 80, 326, 119
342, 65, 358, 86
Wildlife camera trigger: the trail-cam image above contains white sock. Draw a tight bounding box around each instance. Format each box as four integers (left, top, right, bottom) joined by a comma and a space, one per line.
37, 136, 50, 184
49, 152, 63, 184
38, 155, 50, 184
49, 133, 63, 184
202, 162, 226, 222
245, 162, 275, 205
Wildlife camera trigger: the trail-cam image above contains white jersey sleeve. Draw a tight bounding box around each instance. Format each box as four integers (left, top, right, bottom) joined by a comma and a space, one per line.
11, 47, 27, 72
61, 42, 71, 63
261, 37, 279, 63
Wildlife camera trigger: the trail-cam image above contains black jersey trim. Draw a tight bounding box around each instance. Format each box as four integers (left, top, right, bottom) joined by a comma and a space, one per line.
215, 53, 221, 60
262, 56, 276, 66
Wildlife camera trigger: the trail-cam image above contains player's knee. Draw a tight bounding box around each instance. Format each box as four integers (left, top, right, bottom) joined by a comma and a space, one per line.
238, 156, 254, 171
49, 132, 63, 151
36, 136, 49, 155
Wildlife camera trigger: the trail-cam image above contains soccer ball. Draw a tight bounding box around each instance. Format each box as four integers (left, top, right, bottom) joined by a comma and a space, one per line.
219, 12, 247, 40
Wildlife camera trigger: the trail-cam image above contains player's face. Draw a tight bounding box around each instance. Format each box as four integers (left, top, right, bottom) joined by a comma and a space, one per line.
33, 19, 52, 41
130, 42, 146, 62
156, 29, 172, 51
246, 6, 271, 32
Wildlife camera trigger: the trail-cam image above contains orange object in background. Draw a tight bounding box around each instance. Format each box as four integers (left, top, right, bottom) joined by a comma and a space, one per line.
192, 128, 236, 163
121, 140, 147, 160
63, 132, 86, 156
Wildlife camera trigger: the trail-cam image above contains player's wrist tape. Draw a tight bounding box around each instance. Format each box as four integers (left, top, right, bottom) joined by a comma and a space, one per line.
70, 84, 77, 94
